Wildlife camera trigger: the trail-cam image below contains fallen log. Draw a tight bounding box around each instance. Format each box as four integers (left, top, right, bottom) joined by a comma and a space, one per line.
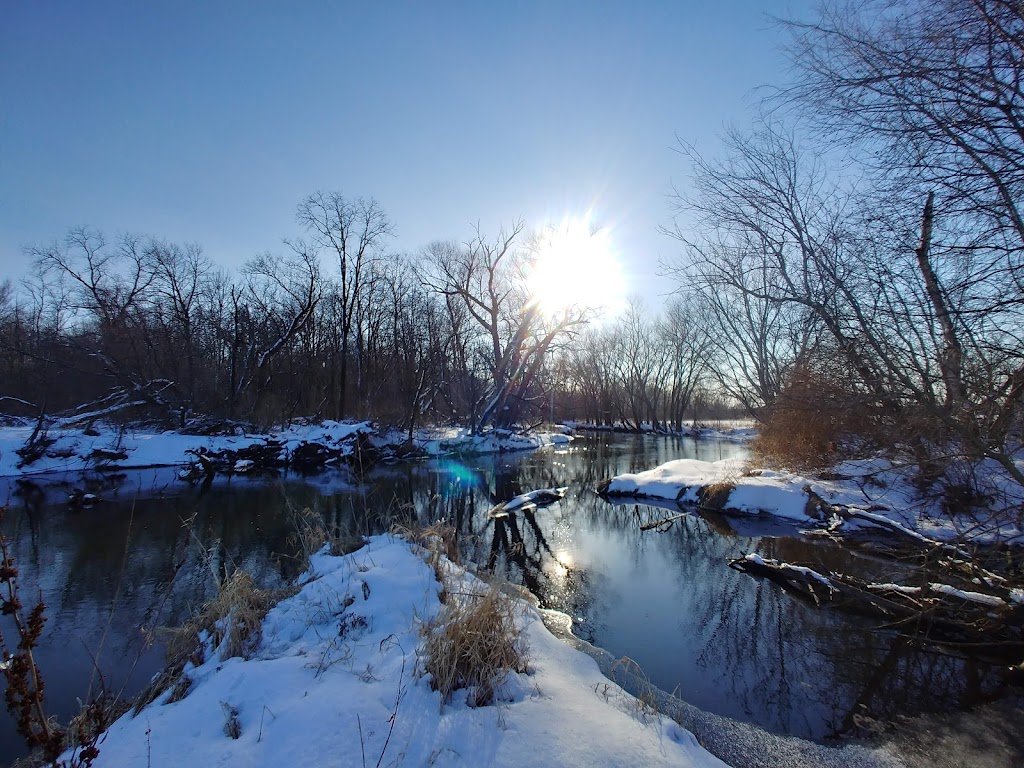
802, 486, 1008, 587
728, 553, 836, 606
487, 487, 569, 518
728, 553, 1023, 657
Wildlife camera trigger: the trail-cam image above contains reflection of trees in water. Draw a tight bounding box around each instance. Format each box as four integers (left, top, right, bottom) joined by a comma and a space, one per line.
534, 484, 1008, 741
755, 537, 1008, 737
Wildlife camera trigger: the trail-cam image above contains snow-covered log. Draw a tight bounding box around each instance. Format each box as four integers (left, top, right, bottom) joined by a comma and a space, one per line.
727, 554, 836, 606
487, 487, 568, 518
729, 553, 1024, 657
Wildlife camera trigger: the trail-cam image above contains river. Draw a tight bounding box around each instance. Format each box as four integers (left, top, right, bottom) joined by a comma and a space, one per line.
0, 433, 1010, 763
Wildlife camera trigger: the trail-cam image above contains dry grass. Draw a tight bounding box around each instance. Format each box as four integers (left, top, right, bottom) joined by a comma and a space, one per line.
135, 570, 295, 712
175, 569, 291, 661
420, 584, 527, 707
697, 481, 735, 511
606, 659, 663, 724
405, 516, 527, 709
599, 656, 663, 723
287, 503, 365, 565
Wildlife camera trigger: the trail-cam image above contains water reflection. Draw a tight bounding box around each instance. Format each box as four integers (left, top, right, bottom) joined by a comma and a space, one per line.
0, 433, 1010, 763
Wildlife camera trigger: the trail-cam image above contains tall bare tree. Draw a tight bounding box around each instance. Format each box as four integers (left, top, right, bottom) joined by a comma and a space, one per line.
296, 192, 394, 418
420, 223, 588, 431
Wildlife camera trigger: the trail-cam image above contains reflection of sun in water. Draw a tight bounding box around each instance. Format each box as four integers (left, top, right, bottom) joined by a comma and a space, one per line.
527, 216, 626, 317
554, 549, 575, 569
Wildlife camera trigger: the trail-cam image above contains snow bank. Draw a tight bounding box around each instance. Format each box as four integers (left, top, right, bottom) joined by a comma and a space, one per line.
0, 422, 573, 479
601, 455, 1023, 543
603, 458, 828, 522
73, 536, 724, 768
411, 427, 572, 456
0, 421, 371, 478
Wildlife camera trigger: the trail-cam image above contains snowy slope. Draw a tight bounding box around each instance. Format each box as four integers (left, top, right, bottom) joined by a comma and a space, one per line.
73, 536, 725, 768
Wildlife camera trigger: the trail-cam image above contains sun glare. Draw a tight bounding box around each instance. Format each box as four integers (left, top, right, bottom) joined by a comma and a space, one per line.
527, 217, 626, 318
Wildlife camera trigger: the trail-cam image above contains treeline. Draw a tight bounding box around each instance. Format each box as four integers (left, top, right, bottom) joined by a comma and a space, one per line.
3, 0, 1022, 503
556, 298, 717, 430
0, 204, 735, 434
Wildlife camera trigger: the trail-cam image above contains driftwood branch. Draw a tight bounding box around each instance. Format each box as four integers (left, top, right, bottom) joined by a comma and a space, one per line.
728, 553, 1023, 659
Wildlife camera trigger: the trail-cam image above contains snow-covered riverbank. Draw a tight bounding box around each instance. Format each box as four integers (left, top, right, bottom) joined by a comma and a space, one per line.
0, 420, 573, 479
56, 533, 924, 768
601, 456, 1024, 543
66, 535, 728, 768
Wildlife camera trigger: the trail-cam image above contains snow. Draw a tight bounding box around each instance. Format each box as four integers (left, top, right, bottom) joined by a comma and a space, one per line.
501, 487, 569, 512
602, 456, 1024, 543
0, 421, 573, 479
740, 554, 835, 589
604, 458, 818, 521
70, 536, 726, 768
924, 583, 1007, 607
868, 582, 1008, 608
0, 420, 372, 478
409, 427, 571, 457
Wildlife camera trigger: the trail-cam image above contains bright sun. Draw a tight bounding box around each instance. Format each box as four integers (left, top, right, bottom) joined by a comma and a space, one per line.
527, 216, 626, 318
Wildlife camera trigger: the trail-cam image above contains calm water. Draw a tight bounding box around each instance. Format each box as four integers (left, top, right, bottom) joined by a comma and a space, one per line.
0, 434, 1010, 762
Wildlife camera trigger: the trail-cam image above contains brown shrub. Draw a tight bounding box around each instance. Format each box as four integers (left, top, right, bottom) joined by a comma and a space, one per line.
698, 481, 735, 511
753, 366, 879, 470
136, 570, 295, 712
421, 585, 527, 708
287, 503, 364, 564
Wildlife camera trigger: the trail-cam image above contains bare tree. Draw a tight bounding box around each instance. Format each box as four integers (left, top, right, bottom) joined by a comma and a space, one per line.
148, 240, 212, 416
419, 223, 588, 431
669, 115, 1024, 497
784, 0, 1024, 259
26, 228, 173, 416
296, 192, 394, 418
776, 0, 1024, 487
661, 295, 714, 429
566, 326, 620, 426
230, 245, 322, 417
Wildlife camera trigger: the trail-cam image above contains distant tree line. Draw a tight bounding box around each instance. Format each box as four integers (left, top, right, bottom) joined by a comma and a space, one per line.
6, 0, 1016, 498
0, 199, 736, 434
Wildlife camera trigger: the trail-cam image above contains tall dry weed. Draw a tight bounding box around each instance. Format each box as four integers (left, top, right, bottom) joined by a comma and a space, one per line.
171, 570, 288, 662
136, 570, 294, 712
392, 520, 459, 587
420, 585, 527, 707
286, 502, 365, 566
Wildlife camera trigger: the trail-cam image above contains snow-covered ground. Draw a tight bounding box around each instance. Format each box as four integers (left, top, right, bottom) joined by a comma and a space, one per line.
604, 458, 847, 520
603, 456, 1024, 543
70, 536, 727, 768
0, 421, 574, 479
407, 425, 571, 456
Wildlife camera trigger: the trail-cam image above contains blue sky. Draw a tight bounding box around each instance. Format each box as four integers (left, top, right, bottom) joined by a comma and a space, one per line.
1, 1, 816, 299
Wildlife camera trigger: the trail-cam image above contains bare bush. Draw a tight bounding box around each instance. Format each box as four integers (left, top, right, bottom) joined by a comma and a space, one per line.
752, 366, 881, 470
420, 584, 527, 708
